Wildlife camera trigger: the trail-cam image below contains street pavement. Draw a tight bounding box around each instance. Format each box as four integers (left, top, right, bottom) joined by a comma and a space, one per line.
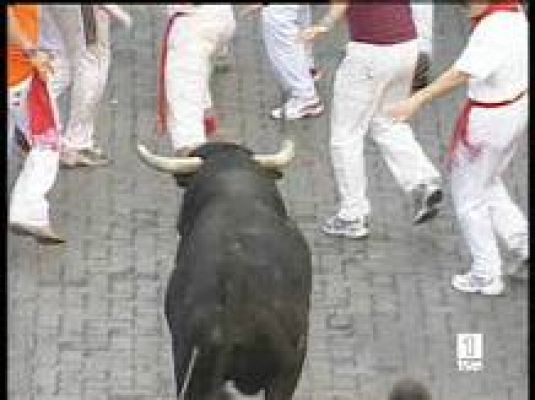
7, 5, 528, 400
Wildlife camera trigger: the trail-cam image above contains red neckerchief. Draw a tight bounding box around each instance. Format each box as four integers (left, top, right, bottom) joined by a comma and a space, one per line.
470, 1, 520, 30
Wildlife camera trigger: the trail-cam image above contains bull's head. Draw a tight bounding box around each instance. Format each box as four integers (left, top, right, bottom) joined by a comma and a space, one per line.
136, 139, 295, 176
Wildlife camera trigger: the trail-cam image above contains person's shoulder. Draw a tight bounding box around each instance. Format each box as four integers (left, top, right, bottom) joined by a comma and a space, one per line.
471, 11, 525, 43
480, 10, 527, 31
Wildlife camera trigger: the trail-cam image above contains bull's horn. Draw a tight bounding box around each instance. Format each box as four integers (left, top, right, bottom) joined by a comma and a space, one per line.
136, 143, 203, 175
253, 139, 295, 169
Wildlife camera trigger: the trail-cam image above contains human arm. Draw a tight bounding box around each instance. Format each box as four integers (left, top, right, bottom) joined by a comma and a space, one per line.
388, 66, 470, 122
299, 2, 348, 43
8, 7, 36, 51
239, 4, 264, 18
8, 6, 53, 79
389, 12, 502, 123
99, 5, 133, 29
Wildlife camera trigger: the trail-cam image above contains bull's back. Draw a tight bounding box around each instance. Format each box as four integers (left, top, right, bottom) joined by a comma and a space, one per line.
182, 200, 310, 302
170, 199, 311, 339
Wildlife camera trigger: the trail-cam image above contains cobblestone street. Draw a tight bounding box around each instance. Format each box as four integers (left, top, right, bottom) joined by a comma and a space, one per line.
7, 5, 528, 400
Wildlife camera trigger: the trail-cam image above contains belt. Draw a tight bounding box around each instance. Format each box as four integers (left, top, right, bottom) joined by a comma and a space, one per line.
157, 12, 186, 135
446, 90, 527, 168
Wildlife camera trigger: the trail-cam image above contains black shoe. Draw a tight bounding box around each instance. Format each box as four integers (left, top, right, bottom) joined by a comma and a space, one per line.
411, 52, 431, 93
413, 183, 442, 224
15, 127, 30, 155
10, 221, 66, 244
310, 67, 325, 82
78, 146, 109, 166
506, 256, 529, 280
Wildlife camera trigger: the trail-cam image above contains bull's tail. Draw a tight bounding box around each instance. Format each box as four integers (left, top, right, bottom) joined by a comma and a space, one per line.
178, 346, 199, 400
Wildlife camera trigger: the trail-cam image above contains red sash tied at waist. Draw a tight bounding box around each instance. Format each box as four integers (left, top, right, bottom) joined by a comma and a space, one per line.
446, 90, 526, 168
28, 72, 59, 149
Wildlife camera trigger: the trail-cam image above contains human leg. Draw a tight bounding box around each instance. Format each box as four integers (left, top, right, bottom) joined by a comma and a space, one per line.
321, 43, 385, 238
61, 6, 110, 164
450, 157, 504, 295
262, 5, 321, 119
165, 17, 211, 153
8, 79, 64, 243
371, 40, 442, 223
41, 5, 72, 101
449, 102, 527, 294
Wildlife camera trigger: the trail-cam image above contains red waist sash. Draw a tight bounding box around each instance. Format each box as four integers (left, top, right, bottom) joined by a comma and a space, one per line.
28, 72, 58, 150
447, 90, 526, 168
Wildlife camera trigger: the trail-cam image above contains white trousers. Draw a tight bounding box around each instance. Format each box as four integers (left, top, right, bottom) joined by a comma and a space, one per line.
330, 41, 440, 220
46, 5, 111, 151
262, 5, 317, 101
411, 2, 433, 56
8, 79, 59, 227
40, 5, 71, 101
165, 5, 235, 150
7, 80, 31, 158
450, 96, 528, 278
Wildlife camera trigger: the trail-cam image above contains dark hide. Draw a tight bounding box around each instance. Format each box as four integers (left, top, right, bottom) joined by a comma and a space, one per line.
164, 142, 312, 400
389, 379, 432, 400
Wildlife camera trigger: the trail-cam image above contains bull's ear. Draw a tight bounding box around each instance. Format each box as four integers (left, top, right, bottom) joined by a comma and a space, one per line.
174, 173, 194, 187
262, 168, 284, 180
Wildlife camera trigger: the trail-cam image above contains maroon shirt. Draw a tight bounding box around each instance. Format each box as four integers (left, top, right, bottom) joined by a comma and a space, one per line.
346, 1, 417, 45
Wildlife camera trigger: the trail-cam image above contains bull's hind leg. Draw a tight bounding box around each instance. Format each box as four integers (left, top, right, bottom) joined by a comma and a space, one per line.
183, 347, 228, 400
170, 336, 196, 398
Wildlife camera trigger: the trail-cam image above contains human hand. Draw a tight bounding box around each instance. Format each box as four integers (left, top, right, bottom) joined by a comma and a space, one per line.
386, 96, 423, 123
29, 50, 54, 80
298, 25, 329, 43
119, 12, 133, 30
100, 5, 133, 29
239, 4, 263, 18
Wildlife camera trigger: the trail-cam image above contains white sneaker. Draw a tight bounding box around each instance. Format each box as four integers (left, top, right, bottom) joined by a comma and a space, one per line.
60, 149, 108, 168
321, 214, 369, 239
270, 97, 324, 120
451, 272, 504, 296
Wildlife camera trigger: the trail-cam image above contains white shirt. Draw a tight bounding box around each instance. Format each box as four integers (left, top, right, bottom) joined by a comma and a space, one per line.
454, 11, 528, 102
411, 2, 433, 55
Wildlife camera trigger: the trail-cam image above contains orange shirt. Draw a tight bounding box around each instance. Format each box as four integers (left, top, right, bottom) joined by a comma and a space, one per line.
8, 5, 40, 87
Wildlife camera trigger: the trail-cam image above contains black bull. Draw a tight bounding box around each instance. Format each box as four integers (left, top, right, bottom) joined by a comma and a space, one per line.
140, 142, 312, 399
